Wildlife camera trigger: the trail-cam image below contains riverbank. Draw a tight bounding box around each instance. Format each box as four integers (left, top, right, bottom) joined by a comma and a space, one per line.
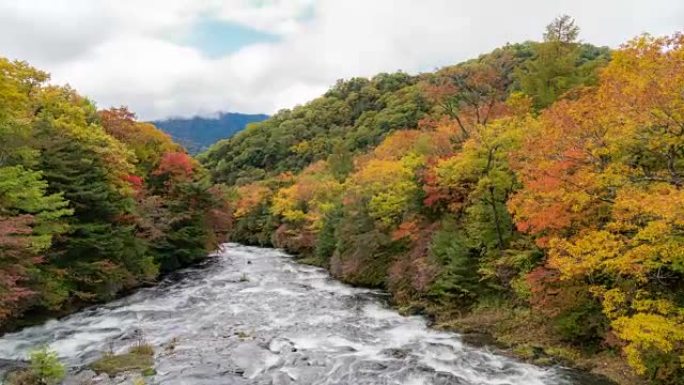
0, 256, 219, 337
293, 253, 636, 385
430, 307, 637, 385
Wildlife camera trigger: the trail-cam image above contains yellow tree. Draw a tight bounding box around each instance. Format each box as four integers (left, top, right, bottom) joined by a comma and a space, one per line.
99, 107, 180, 173
509, 33, 684, 379
271, 161, 343, 229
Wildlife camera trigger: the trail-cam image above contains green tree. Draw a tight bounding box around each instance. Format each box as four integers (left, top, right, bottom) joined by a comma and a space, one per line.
427, 219, 482, 307
543, 14, 580, 43
29, 346, 65, 385
516, 16, 609, 109
327, 142, 354, 182
34, 88, 156, 302
0, 166, 71, 320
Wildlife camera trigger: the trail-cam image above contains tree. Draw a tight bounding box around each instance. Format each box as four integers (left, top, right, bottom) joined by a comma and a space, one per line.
32, 86, 158, 302
427, 219, 482, 307
148, 151, 224, 271
350, 157, 421, 227
99, 107, 180, 173
152, 151, 196, 184
0, 54, 230, 329
39, 135, 156, 300
434, 116, 525, 250
424, 52, 514, 140
29, 346, 66, 385
509, 33, 684, 379
327, 142, 354, 182
199, 72, 424, 185
544, 15, 580, 44
270, 161, 344, 254
0, 166, 71, 320
516, 16, 609, 109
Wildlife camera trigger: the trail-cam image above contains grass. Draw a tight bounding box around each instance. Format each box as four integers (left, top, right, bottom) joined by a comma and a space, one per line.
433, 303, 642, 385
4, 370, 39, 385
90, 343, 155, 377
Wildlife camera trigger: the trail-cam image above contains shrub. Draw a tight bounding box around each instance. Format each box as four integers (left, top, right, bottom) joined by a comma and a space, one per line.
29, 347, 65, 385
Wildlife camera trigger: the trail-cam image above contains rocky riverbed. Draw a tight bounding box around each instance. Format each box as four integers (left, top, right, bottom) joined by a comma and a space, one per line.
0, 244, 613, 385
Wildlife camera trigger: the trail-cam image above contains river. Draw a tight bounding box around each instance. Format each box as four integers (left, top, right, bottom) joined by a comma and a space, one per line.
0, 244, 608, 385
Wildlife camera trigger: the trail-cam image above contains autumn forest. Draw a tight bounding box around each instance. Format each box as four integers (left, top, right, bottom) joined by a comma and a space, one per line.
0, 64, 231, 328
1, 15, 683, 385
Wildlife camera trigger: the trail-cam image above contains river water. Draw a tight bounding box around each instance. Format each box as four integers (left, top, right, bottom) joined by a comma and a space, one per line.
0, 244, 605, 385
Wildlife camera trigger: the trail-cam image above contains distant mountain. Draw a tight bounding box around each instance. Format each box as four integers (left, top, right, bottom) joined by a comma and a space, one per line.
152, 112, 268, 154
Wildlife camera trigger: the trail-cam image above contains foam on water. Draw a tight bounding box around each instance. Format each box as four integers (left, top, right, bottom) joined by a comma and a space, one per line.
0, 244, 590, 385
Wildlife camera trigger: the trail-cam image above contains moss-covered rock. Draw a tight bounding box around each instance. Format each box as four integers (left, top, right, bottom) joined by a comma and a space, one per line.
89, 344, 154, 377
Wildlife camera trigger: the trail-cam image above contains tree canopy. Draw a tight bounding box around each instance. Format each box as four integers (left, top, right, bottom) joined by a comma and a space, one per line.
199, 19, 684, 383
0, 59, 229, 328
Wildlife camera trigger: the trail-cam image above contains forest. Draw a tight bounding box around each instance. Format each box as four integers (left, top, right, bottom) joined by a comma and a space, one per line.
0, 60, 231, 330
200, 17, 684, 384
1, 13, 683, 385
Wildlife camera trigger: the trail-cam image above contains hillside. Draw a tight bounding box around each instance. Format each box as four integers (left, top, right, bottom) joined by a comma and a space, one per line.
200, 18, 684, 385
200, 41, 608, 185
152, 112, 268, 154
0, 63, 230, 330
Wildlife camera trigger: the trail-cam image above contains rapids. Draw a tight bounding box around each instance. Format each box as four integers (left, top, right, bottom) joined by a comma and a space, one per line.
0, 244, 608, 384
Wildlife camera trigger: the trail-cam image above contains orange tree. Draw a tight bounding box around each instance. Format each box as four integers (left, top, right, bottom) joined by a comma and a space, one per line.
509, 34, 684, 380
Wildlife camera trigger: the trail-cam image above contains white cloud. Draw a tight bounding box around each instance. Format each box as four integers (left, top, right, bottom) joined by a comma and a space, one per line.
212, 0, 315, 35
0, 0, 681, 120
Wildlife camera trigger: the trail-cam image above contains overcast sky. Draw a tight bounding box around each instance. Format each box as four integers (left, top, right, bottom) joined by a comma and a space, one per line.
0, 0, 681, 120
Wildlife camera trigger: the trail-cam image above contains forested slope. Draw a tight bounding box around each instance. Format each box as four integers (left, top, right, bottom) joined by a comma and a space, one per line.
0, 64, 230, 330
201, 17, 684, 384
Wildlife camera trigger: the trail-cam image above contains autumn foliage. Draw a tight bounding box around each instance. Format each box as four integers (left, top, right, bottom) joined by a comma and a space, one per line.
508, 33, 684, 378
199, 22, 684, 383
0, 64, 229, 327
3, 15, 683, 383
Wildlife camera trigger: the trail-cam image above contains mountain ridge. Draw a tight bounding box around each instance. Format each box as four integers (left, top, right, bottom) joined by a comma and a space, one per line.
152, 112, 268, 154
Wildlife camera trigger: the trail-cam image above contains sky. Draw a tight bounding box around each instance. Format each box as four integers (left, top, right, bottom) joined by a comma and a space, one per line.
0, 0, 681, 120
